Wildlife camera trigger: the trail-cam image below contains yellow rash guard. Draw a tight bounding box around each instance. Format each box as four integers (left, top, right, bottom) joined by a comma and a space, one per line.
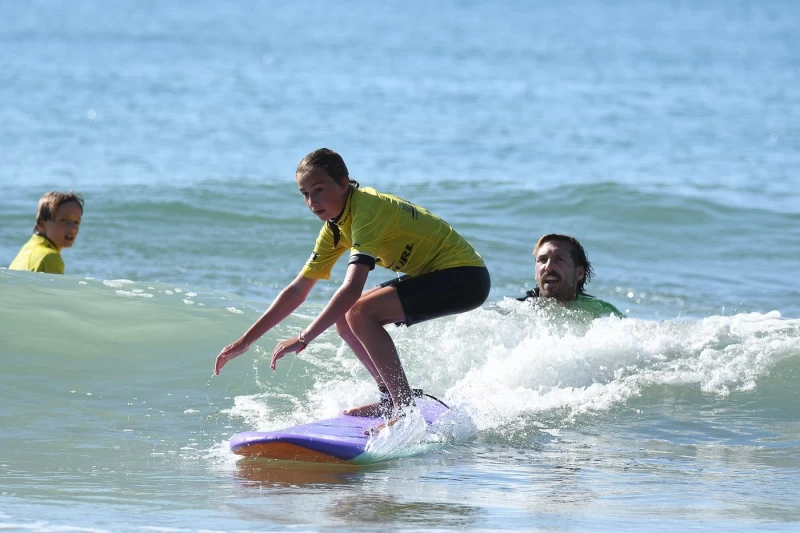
300, 186, 484, 280
9, 234, 65, 274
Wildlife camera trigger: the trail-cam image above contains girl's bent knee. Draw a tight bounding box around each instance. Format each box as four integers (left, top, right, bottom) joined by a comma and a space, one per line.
345, 305, 378, 333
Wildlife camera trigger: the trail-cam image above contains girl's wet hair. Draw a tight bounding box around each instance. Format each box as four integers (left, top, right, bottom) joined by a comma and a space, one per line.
296, 148, 359, 187
35, 191, 84, 231
534, 233, 594, 293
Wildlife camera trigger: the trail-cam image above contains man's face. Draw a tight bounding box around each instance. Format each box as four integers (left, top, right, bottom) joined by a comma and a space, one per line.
534, 240, 585, 302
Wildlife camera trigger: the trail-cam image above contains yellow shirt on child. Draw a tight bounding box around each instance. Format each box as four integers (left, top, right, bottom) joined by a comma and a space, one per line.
9, 234, 65, 274
301, 186, 484, 280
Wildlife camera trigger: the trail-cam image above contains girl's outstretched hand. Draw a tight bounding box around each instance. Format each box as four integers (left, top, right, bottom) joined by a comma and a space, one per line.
270, 336, 305, 370
214, 339, 250, 375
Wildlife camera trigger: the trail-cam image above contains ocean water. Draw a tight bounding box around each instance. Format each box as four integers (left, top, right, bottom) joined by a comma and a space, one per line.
2, 0, 799, 531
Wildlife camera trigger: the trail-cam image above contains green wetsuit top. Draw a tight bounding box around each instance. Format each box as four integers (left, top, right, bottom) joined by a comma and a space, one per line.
9, 234, 65, 274
301, 185, 485, 280
517, 288, 625, 318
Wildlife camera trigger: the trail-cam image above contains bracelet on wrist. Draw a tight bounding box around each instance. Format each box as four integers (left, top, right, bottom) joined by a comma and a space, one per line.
298, 332, 308, 347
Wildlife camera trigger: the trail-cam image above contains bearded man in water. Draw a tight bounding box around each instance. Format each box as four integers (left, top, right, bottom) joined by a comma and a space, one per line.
517, 233, 624, 318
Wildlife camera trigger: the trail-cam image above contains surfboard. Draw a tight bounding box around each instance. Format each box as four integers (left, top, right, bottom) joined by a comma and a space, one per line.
229, 398, 449, 465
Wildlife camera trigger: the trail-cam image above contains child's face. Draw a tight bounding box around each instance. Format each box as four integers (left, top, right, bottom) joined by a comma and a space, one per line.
296, 168, 350, 221
38, 201, 83, 250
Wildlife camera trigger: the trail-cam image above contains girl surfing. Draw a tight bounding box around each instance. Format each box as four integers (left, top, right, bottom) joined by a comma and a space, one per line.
214, 148, 490, 431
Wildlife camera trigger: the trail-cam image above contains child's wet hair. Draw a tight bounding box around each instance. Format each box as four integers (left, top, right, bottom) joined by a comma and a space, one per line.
297, 148, 358, 186
35, 191, 84, 231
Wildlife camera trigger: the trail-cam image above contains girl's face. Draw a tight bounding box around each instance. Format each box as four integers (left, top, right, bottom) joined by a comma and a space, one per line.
296, 168, 350, 221
38, 201, 83, 250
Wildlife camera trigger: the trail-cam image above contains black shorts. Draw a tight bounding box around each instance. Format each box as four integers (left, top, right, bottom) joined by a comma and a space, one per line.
378, 266, 491, 327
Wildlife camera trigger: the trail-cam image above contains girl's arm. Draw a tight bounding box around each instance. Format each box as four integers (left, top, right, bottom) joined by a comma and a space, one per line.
270, 263, 370, 369
214, 274, 317, 374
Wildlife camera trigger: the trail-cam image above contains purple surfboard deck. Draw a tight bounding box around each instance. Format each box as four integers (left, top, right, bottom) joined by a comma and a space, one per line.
230, 398, 448, 464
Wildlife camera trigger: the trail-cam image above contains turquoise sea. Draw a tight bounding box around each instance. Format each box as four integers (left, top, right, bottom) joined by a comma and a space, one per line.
2, 1, 799, 531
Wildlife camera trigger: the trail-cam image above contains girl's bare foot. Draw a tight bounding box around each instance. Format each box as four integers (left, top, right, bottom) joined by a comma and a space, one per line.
343, 401, 391, 418
345, 386, 423, 419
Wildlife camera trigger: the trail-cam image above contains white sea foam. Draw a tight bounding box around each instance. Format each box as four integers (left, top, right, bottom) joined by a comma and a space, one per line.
436, 307, 800, 431
102, 279, 134, 288
364, 406, 429, 461
115, 290, 154, 298
222, 393, 312, 432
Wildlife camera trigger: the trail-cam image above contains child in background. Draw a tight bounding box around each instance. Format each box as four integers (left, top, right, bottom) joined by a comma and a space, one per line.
9, 191, 84, 274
